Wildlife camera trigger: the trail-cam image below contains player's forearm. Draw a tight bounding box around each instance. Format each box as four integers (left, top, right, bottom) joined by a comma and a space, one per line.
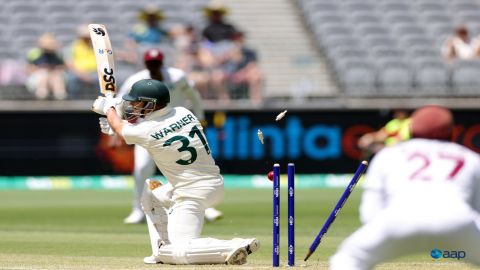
106, 108, 125, 135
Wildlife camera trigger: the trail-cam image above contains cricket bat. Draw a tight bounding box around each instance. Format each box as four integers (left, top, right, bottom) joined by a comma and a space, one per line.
88, 24, 116, 96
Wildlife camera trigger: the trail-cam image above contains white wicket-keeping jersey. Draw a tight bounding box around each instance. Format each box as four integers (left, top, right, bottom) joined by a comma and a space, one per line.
360, 138, 480, 223
122, 106, 221, 190
119, 67, 205, 120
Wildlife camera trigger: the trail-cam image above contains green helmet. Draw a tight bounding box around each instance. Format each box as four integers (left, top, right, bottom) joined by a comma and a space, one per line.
123, 79, 170, 104
121, 79, 170, 122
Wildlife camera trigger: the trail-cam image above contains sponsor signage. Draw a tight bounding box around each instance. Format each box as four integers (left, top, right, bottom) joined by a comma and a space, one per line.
1, 109, 479, 175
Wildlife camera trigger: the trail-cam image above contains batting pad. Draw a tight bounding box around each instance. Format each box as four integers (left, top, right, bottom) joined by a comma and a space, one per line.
145, 206, 169, 256
155, 237, 245, 264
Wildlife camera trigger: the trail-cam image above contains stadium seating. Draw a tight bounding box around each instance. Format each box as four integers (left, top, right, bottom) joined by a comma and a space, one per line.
0, 0, 209, 100
337, 60, 377, 97
2, 0, 480, 100
297, 0, 480, 97
452, 60, 480, 96
412, 59, 450, 96
376, 58, 413, 96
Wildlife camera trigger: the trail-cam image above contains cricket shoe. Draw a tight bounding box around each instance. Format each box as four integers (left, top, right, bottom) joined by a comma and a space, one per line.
123, 209, 145, 224
143, 255, 162, 264
204, 207, 223, 222
225, 247, 248, 265
233, 238, 260, 255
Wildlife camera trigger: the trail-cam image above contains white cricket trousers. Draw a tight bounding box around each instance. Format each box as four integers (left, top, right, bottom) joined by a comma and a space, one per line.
330, 199, 480, 270
153, 180, 251, 264
168, 184, 224, 244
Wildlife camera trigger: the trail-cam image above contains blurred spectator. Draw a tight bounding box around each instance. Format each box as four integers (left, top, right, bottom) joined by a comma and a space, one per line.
172, 24, 230, 101
0, 60, 26, 87
177, 44, 229, 100
170, 3, 230, 101
198, 1, 266, 104
129, 6, 168, 46
201, 0, 237, 44
358, 109, 411, 158
171, 24, 202, 73
221, 31, 263, 104
442, 25, 475, 62
64, 25, 98, 99
120, 5, 170, 65
171, 24, 200, 56
26, 32, 66, 100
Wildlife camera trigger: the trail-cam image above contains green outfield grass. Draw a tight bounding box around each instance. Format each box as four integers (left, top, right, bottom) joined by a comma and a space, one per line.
0, 188, 478, 270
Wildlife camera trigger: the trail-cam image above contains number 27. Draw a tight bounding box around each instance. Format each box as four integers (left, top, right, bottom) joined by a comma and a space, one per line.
408, 152, 465, 181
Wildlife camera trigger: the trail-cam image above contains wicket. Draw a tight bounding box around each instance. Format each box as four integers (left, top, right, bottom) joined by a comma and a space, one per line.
272, 163, 295, 267
303, 160, 368, 261
272, 164, 280, 267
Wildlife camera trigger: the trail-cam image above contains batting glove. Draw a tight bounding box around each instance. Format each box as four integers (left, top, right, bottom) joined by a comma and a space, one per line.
200, 119, 208, 128
141, 179, 161, 213
99, 117, 114, 136
141, 179, 173, 212
92, 95, 120, 115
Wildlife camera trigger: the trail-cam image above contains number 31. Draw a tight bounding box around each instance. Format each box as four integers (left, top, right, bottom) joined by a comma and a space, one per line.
163, 126, 210, 165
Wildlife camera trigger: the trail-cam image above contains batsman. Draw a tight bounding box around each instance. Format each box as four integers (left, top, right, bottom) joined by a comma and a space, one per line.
118, 49, 223, 224
91, 79, 259, 265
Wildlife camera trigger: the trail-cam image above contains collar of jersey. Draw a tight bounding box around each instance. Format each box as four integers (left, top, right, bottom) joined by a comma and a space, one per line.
145, 106, 173, 120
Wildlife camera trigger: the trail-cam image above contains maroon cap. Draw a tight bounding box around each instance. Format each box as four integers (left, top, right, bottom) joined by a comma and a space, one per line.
144, 49, 164, 62
410, 105, 454, 141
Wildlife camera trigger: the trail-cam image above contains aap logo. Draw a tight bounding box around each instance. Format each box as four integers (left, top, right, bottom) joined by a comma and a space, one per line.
430, 247, 466, 260
430, 248, 442, 259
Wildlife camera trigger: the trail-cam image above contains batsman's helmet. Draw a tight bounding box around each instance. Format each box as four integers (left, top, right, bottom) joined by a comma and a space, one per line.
121, 79, 170, 121
123, 79, 170, 104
